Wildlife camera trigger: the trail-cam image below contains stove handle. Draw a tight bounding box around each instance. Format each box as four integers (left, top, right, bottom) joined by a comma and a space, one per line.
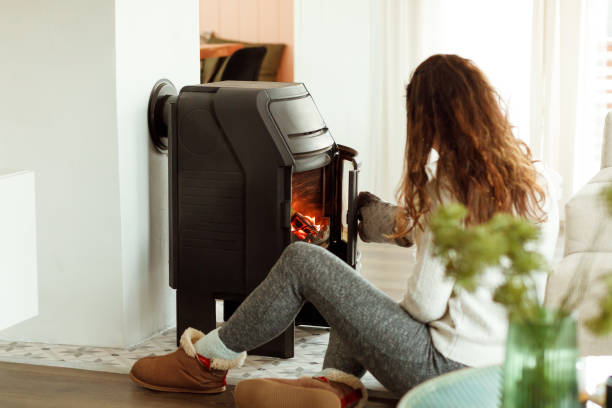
338, 145, 360, 268
347, 161, 360, 267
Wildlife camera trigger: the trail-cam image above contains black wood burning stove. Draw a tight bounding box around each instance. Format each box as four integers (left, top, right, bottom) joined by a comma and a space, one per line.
148, 80, 359, 358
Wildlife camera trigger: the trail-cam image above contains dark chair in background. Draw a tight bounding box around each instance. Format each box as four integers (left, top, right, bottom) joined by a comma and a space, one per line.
219, 46, 267, 81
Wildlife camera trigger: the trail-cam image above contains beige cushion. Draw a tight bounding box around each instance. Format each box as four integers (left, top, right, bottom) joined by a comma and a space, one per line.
549, 113, 612, 358
564, 177, 612, 256
590, 166, 612, 183
602, 112, 612, 169
200, 35, 286, 83
546, 252, 612, 356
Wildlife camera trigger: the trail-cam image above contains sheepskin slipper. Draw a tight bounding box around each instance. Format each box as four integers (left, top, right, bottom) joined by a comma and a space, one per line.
234, 368, 368, 408
129, 327, 244, 394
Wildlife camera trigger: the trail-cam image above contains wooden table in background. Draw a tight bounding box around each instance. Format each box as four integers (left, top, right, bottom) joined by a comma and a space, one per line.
200, 43, 243, 59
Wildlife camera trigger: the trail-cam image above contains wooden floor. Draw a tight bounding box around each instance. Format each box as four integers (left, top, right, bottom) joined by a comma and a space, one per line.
0, 362, 396, 408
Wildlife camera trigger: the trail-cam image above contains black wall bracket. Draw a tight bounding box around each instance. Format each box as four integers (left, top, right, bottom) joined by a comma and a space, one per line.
148, 79, 177, 154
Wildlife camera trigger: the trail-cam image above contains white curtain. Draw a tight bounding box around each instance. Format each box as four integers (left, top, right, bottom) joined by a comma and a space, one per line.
535, 0, 608, 203
530, 0, 560, 180
367, 1, 412, 203
562, 0, 608, 195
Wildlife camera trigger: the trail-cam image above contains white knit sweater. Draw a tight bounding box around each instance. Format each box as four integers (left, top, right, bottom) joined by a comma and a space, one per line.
399, 162, 560, 367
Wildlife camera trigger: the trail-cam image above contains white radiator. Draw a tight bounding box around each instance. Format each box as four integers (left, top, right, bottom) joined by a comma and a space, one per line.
0, 170, 38, 330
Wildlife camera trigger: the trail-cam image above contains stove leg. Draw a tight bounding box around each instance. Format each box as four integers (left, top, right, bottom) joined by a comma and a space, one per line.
177, 292, 294, 357
176, 289, 216, 346
223, 299, 240, 322
249, 323, 295, 359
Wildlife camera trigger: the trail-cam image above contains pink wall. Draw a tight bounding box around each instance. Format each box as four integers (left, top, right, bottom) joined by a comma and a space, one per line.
199, 0, 294, 82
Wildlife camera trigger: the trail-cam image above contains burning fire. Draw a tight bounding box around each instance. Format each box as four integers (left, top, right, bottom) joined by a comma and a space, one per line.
291, 212, 323, 242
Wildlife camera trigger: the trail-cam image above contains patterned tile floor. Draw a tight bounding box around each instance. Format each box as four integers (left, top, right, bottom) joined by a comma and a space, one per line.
0, 325, 390, 396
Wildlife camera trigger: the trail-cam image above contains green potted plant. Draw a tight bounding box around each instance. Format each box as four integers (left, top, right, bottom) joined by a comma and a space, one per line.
430, 187, 612, 408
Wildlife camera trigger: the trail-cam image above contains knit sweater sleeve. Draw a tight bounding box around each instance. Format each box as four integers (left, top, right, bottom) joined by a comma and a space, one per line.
400, 229, 455, 323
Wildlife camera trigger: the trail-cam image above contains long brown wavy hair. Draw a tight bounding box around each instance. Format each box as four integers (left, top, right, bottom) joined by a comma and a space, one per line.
393, 54, 545, 237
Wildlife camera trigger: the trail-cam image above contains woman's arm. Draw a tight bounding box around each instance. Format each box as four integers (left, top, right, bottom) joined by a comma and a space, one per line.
400, 238, 455, 323
357, 192, 413, 247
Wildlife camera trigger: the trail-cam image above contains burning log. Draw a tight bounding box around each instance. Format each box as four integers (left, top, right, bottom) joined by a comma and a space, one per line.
290, 211, 329, 245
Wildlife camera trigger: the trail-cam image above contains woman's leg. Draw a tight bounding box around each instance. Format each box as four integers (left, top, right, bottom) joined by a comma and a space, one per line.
214, 241, 464, 395
322, 330, 366, 378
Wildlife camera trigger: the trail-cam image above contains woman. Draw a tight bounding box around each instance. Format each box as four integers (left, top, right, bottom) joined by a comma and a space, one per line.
129, 54, 558, 408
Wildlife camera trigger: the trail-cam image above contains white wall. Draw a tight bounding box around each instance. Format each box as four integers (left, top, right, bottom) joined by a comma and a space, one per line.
0, 0, 124, 346
114, 0, 199, 346
0, 0, 199, 347
294, 0, 375, 192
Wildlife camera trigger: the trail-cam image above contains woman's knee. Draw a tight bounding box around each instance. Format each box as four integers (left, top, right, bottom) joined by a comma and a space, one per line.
279, 242, 322, 267
282, 241, 325, 257
278, 241, 353, 282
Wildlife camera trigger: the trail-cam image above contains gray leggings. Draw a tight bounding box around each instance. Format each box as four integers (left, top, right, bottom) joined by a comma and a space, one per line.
218, 242, 465, 396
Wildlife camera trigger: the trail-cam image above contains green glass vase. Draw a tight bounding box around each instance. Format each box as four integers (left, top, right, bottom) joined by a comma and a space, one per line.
501, 313, 579, 408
